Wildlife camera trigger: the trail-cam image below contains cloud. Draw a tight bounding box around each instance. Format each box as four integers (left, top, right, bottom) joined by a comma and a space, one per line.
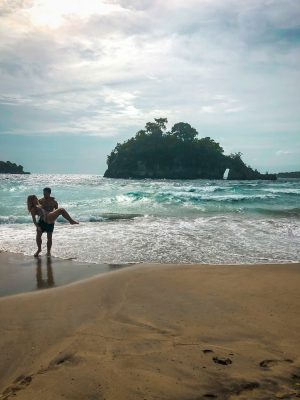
0, 94, 32, 106
199, 95, 244, 115
276, 150, 295, 156
200, 106, 215, 114
0, 0, 299, 170
0, 0, 33, 16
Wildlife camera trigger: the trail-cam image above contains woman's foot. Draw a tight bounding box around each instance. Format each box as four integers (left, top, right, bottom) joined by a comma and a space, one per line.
70, 220, 79, 225
46, 252, 51, 257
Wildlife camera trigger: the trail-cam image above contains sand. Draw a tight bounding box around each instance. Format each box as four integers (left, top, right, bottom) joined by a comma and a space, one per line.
0, 253, 299, 399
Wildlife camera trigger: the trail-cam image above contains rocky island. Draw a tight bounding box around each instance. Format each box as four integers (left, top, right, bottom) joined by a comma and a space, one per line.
104, 118, 276, 180
0, 161, 30, 174
277, 171, 300, 178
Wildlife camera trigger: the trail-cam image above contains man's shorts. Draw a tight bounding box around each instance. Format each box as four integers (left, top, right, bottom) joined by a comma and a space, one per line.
37, 219, 54, 233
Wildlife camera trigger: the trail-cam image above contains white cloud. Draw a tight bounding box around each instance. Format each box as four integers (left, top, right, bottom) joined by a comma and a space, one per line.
0, 0, 299, 169
276, 150, 294, 156
225, 106, 244, 113
199, 95, 244, 115
200, 106, 215, 114
26, 0, 124, 28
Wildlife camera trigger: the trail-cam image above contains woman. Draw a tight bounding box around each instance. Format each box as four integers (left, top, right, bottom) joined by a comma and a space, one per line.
27, 195, 79, 226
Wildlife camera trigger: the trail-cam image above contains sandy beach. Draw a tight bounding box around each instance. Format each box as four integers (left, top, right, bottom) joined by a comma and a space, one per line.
0, 253, 299, 399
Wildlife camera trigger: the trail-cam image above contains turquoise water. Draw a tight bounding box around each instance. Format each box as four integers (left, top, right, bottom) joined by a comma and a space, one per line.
0, 174, 299, 264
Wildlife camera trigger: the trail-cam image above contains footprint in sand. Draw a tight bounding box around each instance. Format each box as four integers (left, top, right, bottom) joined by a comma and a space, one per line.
1, 375, 33, 399
48, 352, 82, 369
201, 381, 260, 399
14, 375, 32, 385
212, 356, 232, 365
259, 359, 293, 369
202, 349, 214, 354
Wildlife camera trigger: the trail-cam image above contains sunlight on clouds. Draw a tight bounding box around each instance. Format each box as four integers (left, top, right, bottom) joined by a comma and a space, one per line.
26, 0, 123, 28
0, 0, 299, 172
103, 89, 138, 108
200, 106, 215, 113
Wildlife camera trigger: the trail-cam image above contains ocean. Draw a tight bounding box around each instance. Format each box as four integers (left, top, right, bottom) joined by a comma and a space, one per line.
0, 174, 299, 265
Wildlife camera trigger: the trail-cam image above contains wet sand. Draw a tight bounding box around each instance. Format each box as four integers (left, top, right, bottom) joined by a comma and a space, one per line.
0, 252, 129, 297
0, 253, 299, 399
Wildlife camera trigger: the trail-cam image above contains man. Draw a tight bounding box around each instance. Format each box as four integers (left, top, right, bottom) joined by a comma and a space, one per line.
35, 187, 58, 257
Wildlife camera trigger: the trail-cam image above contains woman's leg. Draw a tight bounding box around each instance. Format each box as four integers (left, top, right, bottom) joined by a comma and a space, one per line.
46, 208, 79, 225
34, 228, 42, 257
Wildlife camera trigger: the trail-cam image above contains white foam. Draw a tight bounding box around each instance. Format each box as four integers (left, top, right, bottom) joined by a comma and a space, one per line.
1, 174, 299, 264
0, 216, 299, 265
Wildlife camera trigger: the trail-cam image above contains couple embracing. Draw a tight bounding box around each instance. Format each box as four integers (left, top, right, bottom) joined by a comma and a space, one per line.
27, 187, 78, 257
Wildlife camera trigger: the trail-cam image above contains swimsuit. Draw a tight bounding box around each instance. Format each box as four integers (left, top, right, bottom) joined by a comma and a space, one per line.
38, 219, 54, 233
36, 206, 54, 233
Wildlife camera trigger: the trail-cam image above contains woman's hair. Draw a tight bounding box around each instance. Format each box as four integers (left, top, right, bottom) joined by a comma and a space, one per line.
27, 195, 38, 213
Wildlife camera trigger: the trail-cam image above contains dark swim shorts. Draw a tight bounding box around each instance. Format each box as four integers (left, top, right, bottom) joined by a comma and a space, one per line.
38, 219, 54, 233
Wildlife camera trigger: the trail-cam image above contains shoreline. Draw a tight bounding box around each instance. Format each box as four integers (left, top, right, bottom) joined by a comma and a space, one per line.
0, 250, 135, 298
0, 252, 299, 398
1, 250, 299, 298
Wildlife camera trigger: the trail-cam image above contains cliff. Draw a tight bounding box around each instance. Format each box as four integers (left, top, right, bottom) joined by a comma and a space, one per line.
104, 118, 276, 181
0, 161, 30, 174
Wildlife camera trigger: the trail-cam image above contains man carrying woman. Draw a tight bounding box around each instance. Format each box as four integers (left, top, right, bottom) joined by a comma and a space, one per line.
27, 187, 78, 257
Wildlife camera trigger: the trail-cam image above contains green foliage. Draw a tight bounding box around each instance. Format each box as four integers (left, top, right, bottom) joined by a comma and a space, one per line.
170, 122, 198, 142
0, 161, 29, 174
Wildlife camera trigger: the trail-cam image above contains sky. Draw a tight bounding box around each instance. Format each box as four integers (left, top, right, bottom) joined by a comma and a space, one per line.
0, 0, 299, 174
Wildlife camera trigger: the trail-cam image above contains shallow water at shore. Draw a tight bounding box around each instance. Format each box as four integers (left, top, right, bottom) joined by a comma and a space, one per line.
0, 174, 299, 264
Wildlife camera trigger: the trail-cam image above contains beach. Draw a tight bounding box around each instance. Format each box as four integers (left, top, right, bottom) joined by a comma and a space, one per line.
2, 0, 300, 397
0, 252, 299, 399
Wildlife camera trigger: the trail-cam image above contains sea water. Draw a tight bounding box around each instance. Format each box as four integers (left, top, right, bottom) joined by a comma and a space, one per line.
0, 174, 299, 264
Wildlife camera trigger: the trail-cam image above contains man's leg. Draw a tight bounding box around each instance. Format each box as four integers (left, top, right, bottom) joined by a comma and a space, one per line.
47, 232, 53, 257
35, 229, 42, 257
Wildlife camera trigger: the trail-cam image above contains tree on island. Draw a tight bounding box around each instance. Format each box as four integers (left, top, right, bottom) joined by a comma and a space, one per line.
104, 118, 276, 180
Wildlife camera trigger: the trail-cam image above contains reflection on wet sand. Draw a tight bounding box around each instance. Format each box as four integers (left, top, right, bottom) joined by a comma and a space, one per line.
36, 257, 55, 289
0, 252, 132, 297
